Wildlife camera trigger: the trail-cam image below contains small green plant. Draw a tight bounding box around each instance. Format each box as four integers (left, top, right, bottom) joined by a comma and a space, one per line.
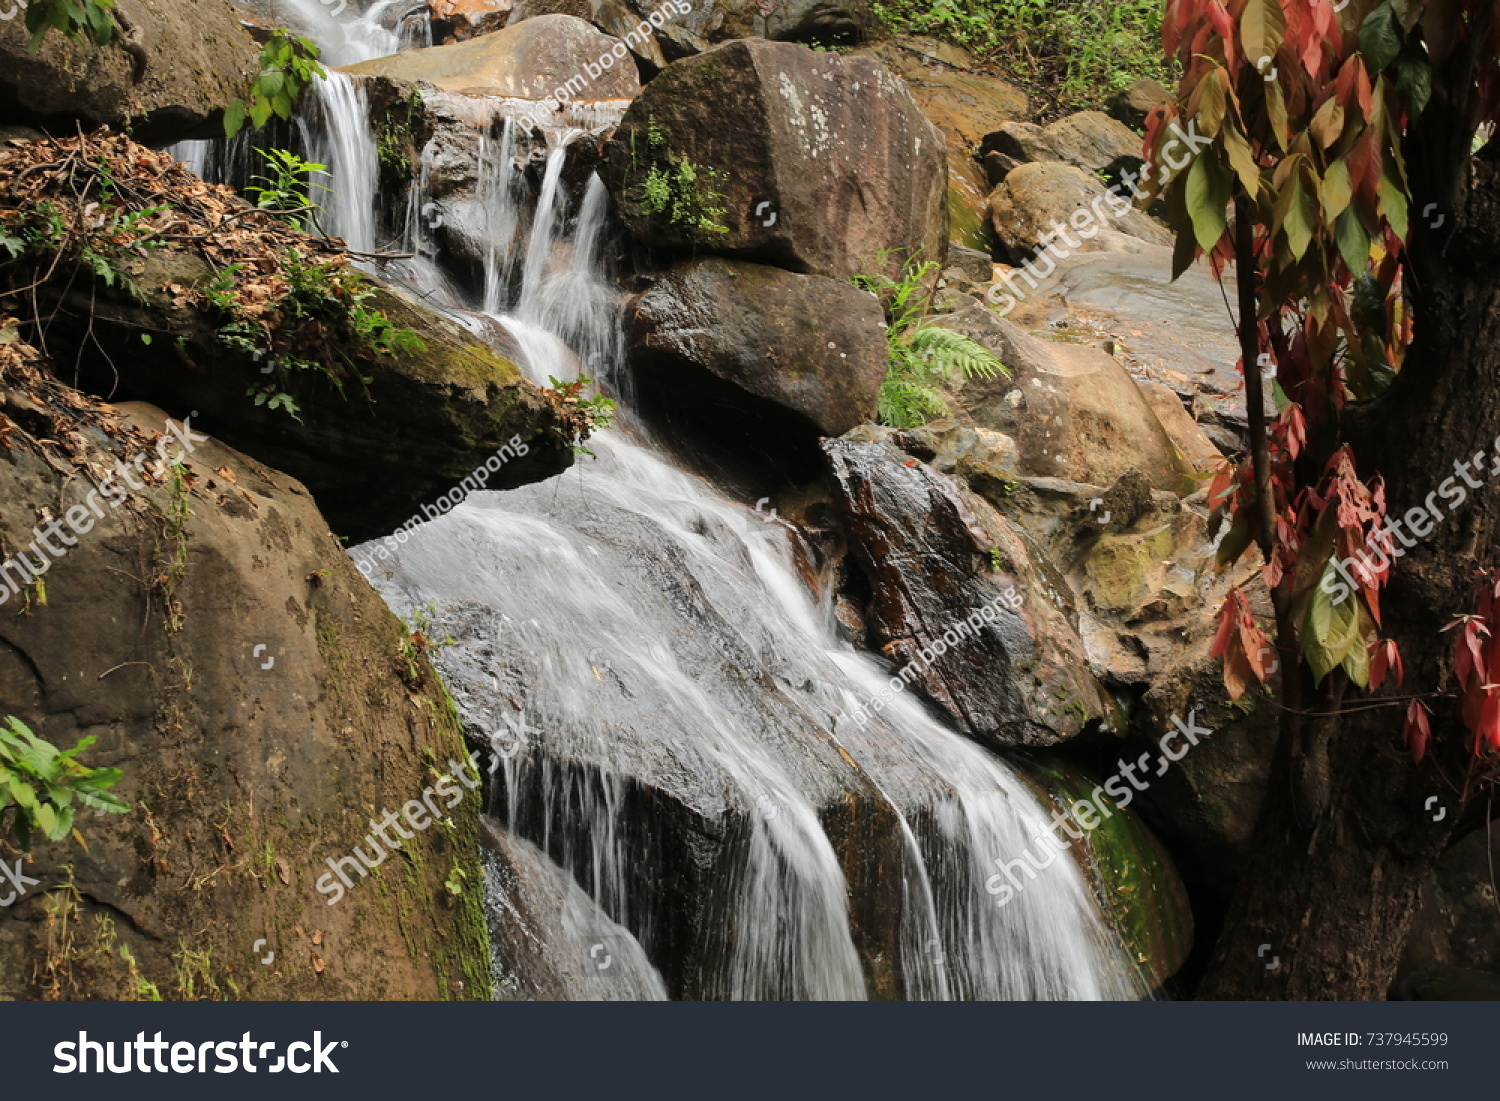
205, 249, 423, 421
245, 148, 328, 232
0, 716, 129, 853
853, 257, 1009, 428
224, 29, 326, 138
545, 375, 616, 456
633, 120, 729, 235
443, 862, 468, 897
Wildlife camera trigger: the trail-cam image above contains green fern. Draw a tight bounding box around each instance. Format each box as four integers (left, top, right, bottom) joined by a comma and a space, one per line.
856, 255, 1009, 429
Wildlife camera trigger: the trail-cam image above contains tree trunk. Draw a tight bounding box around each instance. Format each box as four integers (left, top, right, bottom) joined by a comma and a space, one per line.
1195, 132, 1500, 998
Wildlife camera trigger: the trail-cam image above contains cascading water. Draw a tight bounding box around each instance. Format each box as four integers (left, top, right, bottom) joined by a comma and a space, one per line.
173, 0, 1145, 1000
297, 71, 380, 255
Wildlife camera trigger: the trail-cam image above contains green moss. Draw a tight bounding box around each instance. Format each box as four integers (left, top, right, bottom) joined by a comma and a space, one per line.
1021, 757, 1193, 991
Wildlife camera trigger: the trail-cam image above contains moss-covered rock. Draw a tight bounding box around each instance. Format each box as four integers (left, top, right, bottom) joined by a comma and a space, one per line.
0, 349, 490, 999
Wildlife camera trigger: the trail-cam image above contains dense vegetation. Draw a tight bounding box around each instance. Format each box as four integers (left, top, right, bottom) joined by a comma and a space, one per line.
871, 0, 1174, 113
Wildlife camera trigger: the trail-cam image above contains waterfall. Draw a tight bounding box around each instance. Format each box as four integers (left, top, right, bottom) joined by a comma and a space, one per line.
297, 71, 380, 255
167, 2, 1146, 1001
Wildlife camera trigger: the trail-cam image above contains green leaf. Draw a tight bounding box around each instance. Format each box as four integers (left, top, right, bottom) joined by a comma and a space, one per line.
1358, 1, 1403, 72
1321, 157, 1353, 222
1222, 121, 1260, 196
1304, 561, 1363, 684
1240, 0, 1287, 73
1335, 206, 1371, 271
1378, 162, 1409, 239
223, 99, 246, 139
257, 69, 286, 97
249, 96, 272, 130
1185, 152, 1230, 251
1282, 175, 1316, 261
1394, 51, 1432, 117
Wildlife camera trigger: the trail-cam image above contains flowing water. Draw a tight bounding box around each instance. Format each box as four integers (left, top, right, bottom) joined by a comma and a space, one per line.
172, 1, 1144, 1001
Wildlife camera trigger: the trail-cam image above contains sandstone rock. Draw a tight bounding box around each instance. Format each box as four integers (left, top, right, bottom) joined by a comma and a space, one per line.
344, 14, 640, 100
504, 0, 669, 66
628, 257, 889, 438
857, 38, 1027, 150
987, 161, 1170, 257
605, 39, 946, 281
1040, 111, 1144, 174
431, 0, 515, 42
1108, 77, 1171, 130
984, 112, 1144, 176
934, 302, 1197, 494
0, 0, 257, 144
1137, 380, 1224, 475
943, 244, 994, 288
504, 0, 874, 57
0, 370, 488, 999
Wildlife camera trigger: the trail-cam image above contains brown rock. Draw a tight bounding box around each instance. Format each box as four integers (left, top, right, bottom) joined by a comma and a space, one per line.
629, 257, 888, 436
0, 0, 258, 144
343, 14, 640, 100
606, 39, 947, 281
934, 302, 1197, 494
1108, 77, 1171, 130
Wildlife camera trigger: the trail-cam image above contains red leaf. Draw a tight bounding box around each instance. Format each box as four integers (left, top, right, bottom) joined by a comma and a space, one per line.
1483, 691, 1500, 753
1369, 639, 1403, 691
1403, 700, 1431, 765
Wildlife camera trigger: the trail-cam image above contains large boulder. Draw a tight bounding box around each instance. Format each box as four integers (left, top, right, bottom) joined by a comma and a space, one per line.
826, 432, 1113, 749
0, 133, 573, 544
507, 0, 875, 58
344, 14, 640, 99
988, 161, 1170, 258
0, 351, 489, 1000
934, 302, 1197, 494
851, 40, 1026, 254
984, 111, 1144, 176
605, 39, 947, 281
628, 257, 889, 439
0, 0, 257, 144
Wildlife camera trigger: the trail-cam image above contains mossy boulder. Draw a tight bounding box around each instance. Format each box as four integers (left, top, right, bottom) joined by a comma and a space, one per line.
0, 0, 257, 143
1022, 757, 1193, 991
0, 353, 489, 999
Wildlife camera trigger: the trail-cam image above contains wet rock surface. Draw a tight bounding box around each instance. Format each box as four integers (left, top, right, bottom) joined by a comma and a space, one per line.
628, 257, 889, 438
345, 13, 640, 98
825, 434, 1111, 749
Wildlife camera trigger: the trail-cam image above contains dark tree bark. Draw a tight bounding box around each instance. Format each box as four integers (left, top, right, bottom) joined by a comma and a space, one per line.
1196, 59, 1500, 999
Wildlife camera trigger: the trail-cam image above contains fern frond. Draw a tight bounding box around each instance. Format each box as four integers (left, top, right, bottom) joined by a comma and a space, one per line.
879, 376, 950, 428
905, 325, 1008, 382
